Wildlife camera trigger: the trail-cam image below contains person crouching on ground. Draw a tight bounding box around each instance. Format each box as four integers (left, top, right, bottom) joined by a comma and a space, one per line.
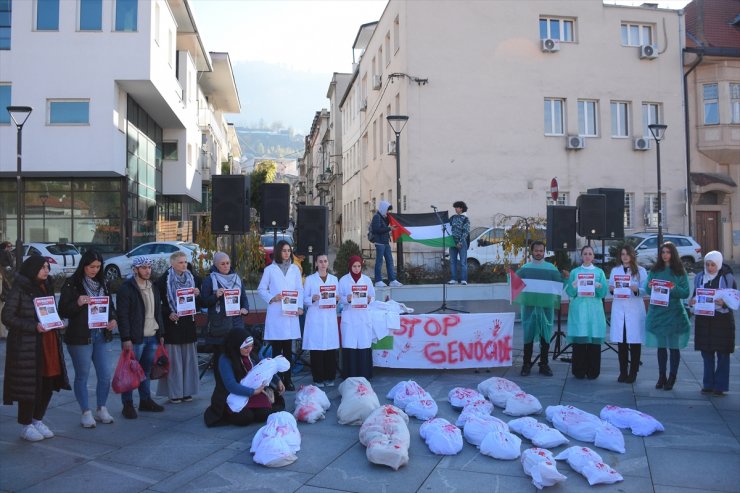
203, 329, 285, 427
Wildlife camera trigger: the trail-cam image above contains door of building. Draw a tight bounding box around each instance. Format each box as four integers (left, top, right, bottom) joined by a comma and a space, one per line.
695, 211, 720, 254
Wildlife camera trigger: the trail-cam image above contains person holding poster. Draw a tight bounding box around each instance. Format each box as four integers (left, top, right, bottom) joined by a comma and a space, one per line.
608, 244, 647, 383
564, 245, 608, 380
1, 256, 69, 442
689, 251, 737, 396
157, 251, 201, 404
338, 256, 376, 379
258, 239, 303, 391
302, 254, 340, 387
201, 252, 249, 342
59, 249, 118, 428
646, 242, 690, 391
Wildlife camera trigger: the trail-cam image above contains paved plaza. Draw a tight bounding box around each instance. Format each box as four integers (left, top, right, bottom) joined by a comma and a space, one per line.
0, 291, 738, 493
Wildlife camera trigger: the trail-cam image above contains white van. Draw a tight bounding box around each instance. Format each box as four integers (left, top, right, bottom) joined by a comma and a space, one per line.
466, 226, 551, 268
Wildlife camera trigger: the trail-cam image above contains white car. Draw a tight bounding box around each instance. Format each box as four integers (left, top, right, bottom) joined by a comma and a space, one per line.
624, 233, 702, 268
104, 241, 210, 281
466, 226, 553, 268
23, 242, 82, 277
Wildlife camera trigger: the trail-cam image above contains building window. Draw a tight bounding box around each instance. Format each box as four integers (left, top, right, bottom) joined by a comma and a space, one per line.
36, 0, 59, 31
732, 83, 740, 124
79, 0, 102, 31
0, 0, 10, 50
621, 22, 653, 46
610, 101, 629, 137
393, 15, 399, 53
385, 32, 391, 66
642, 102, 661, 138
48, 100, 90, 125
162, 141, 178, 160
703, 83, 719, 125
624, 192, 634, 229
546, 192, 569, 206
578, 100, 598, 137
644, 193, 666, 228
154, 2, 160, 44
115, 0, 137, 32
539, 17, 575, 41
0, 84, 10, 124
544, 98, 564, 135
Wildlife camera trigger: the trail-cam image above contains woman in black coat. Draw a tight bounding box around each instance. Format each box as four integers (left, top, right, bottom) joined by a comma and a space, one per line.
1, 256, 70, 441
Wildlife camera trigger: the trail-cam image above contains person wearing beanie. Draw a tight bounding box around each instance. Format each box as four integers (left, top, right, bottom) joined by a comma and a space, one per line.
338, 256, 376, 379
2, 256, 70, 442
370, 200, 402, 287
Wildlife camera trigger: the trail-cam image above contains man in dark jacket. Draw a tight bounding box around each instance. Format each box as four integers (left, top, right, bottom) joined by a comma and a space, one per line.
370, 200, 402, 287
116, 256, 165, 419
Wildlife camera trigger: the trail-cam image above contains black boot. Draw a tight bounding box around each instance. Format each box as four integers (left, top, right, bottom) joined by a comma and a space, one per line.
521, 343, 533, 376
625, 344, 641, 383
281, 371, 295, 392
664, 373, 677, 391
617, 343, 629, 382
538, 342, 553, 376
655, 373, 667, 389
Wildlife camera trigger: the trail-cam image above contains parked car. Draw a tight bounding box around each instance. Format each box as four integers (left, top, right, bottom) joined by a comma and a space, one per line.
104, 241, 210, 281
23, 242, 82, 277
623, 233, 702, 268
466, 226, 552, 268
260, 233, 294, 266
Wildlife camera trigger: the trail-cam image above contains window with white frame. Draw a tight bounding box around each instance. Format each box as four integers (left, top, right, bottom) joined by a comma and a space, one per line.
620, 22, 653, 46
703, 83, 719, 125
539, 17, 575, 41
115, 0, 138, 32
36, 0, 60, 30
642, 102, 661, 138
643, 193, 666, 228
544, 98, 564, 135
732, 83, 740, 123
624, 192, 634, 229
610, 101, 629, 137
578, 100, 598, 137
546, 192, 569, 206
48, 100, 90, 125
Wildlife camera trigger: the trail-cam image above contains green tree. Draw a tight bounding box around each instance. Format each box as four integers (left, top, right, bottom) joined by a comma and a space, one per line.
250, 160, 277, 209
495, 213, 548, 269
333, 240, 362, 278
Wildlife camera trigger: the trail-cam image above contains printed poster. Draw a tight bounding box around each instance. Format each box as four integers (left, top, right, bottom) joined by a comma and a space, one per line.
650, 280, 672, 306
694, 288, 715, 316
223, 289, 241, 316
351, 285, 369, 309
613, 275, 632, 299
577, 273, 595, 297
176, 288, 196, 316
319, 285, 337, 309
34, 296, 64, 331
87, 296, 109, 328
281, 290, 299, 316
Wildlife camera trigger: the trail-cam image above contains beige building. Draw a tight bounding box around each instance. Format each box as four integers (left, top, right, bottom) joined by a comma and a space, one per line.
338, 0, 688, 265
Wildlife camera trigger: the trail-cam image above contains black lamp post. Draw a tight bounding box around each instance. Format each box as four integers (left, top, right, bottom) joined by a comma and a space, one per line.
648, 123, 667, 255
7, 106, 33, 270
386, 114, 409, 275
40, 193, 49, 242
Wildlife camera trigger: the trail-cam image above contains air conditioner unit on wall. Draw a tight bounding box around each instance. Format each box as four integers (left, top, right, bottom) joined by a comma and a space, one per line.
633, 137, 651, 150
639, 44, 658, 59
372, 75, 382, 90
541, 38, 561, 52
387, 140, 397, 155
566, 135, 585, 150
360, 98, 368, 111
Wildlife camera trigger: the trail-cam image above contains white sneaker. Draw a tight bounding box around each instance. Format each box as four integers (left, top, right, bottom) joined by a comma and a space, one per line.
375, 281, 387, 287
461, 281, 468, 285
389, 280, 403, 287
447, 280, 457, 285
314, 382, 325, 388
81, 410, 96, 428
325, 380, 335, 387
21, 424, 44, 442
94, 406, 114, 424
32, 421, 54, 439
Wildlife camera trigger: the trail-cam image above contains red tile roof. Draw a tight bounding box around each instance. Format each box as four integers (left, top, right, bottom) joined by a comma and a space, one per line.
684, 0, 740, 48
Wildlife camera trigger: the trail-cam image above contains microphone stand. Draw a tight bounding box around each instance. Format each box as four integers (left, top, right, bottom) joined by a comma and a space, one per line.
428, 205, 467, 314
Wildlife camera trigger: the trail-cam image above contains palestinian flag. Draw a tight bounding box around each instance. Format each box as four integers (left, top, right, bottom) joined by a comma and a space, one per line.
509, 267, 562, 308
388, 212, 456, 248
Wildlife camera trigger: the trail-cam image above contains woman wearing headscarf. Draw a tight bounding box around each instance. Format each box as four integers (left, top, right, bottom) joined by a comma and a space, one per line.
203, 328, 285, 427
200, 252, 249, 341
689, 251, 736, 396
156, 251, 201, 403
338, 256, 375, 379
258, 239, 303, 391
2, 256, 70, 441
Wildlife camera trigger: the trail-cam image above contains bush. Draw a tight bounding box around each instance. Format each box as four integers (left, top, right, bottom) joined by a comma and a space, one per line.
334, 240, 362, 278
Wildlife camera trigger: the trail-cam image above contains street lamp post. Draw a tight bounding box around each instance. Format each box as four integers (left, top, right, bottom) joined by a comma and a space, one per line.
7, 106, 33, 270
648, 123, 667, 256
40, 193, 49, 242
386, 115, 409, 276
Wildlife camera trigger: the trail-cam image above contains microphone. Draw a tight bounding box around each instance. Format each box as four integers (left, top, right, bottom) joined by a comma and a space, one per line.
430, 205, 437, 209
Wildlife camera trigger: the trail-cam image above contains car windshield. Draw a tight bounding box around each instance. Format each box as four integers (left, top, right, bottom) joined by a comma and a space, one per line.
624, 236, 643, 248
46, 244, 79, 255
179, 243, 199, 252
469, 227, 488, 241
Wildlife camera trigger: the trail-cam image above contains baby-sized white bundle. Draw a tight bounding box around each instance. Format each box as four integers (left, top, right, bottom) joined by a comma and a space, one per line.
599, 405, 665, 436
477, 377, 522, 408
250, 412, 301, 467
508, 417, 570, 449
405, 398, 438, 420
419, 418, 463, 455
227, 355, 291, 413
521, 448, 568, 489
479, 430, 522, 460
337, 377, 381, 425
359, 405, 410, 470
463, 414, 509, 447
448, 387, 485, 409
545, 405, 625, 453
293, 384, 331, 423
455, 398, 494, 427
555, 446, 624, 486
502, 391, 543, 417
386, 380, 438, 420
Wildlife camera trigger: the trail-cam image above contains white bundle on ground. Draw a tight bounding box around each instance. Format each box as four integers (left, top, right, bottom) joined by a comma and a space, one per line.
293, 385, 331, 423
455, 398, 494, 427
448, 387, 485, 409
593, 421, 625, 453
545, 405, 625, 453
503, 392, 543, 416
463, 414, 509, 446
250, 412, 301, 467
508, 417, 569, 449
521, 448, 568, 490
227, 356, 291, 413
555, 446, 624, 486
405, 398, 438, 420
599, 405, 665, 436
337, 377, 381, 425
478, 377, 522, 408
419, 418, 463, 455
479, 430, 522, 460
359, 405, 410, 470
385, 380, 438, 420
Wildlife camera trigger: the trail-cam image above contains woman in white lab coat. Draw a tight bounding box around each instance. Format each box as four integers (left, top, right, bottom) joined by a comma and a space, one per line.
338, 256, 375, 379
608, 244, 647, 384
302, 255, 340, 387
257, 240, 303, 391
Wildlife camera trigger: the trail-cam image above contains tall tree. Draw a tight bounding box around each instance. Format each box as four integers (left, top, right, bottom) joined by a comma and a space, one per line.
250, 159, 278, 209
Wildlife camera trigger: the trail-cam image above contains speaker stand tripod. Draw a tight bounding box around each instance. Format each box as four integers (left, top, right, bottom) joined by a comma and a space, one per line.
427, 206, 468, 314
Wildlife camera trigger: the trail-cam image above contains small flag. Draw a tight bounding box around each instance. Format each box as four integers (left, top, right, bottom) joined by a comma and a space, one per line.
509, 269, 526, 303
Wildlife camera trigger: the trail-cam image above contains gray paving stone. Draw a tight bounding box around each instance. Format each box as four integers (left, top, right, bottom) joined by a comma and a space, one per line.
418, 468, 537, 493
647, 447, 740, 492
22, 459, 170, 493
170, 460, 313, 492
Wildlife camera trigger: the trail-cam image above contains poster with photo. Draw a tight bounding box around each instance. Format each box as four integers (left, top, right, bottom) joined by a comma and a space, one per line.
351, 285, 369, 309
577, 273, 595, 297
694, 288, 716, 316
649, 280, 672, 306
87, 296, 109, 328
176, 288, 196, 316
223, 289, 241, 316
319, 285, 337, 309
34, 296, 64, 331
613, 274, 632, 299
281, 290, 299, 316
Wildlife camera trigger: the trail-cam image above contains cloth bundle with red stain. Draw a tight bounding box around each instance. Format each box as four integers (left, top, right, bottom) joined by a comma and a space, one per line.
293, 384, 331, 424
359, 405, 410, 470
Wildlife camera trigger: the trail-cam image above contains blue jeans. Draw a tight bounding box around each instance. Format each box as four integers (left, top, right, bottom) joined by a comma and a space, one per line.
121, 336, 158, 404
702, 351, 730, 392
375, 243, 396, 283
66, 329, 112, 411
449, 239, 468, 282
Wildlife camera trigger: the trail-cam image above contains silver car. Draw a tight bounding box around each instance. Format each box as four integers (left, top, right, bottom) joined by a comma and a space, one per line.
624, 233, 702, 268
104, 241, 210, 281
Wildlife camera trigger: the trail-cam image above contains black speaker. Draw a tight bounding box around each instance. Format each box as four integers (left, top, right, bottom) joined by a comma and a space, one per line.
211, 175, 249, 234
546, 206, 577, 251
260, 183, 291, 231
294, 206, 328, 256
577, 194, 606, 238
587, 188, 624, 239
